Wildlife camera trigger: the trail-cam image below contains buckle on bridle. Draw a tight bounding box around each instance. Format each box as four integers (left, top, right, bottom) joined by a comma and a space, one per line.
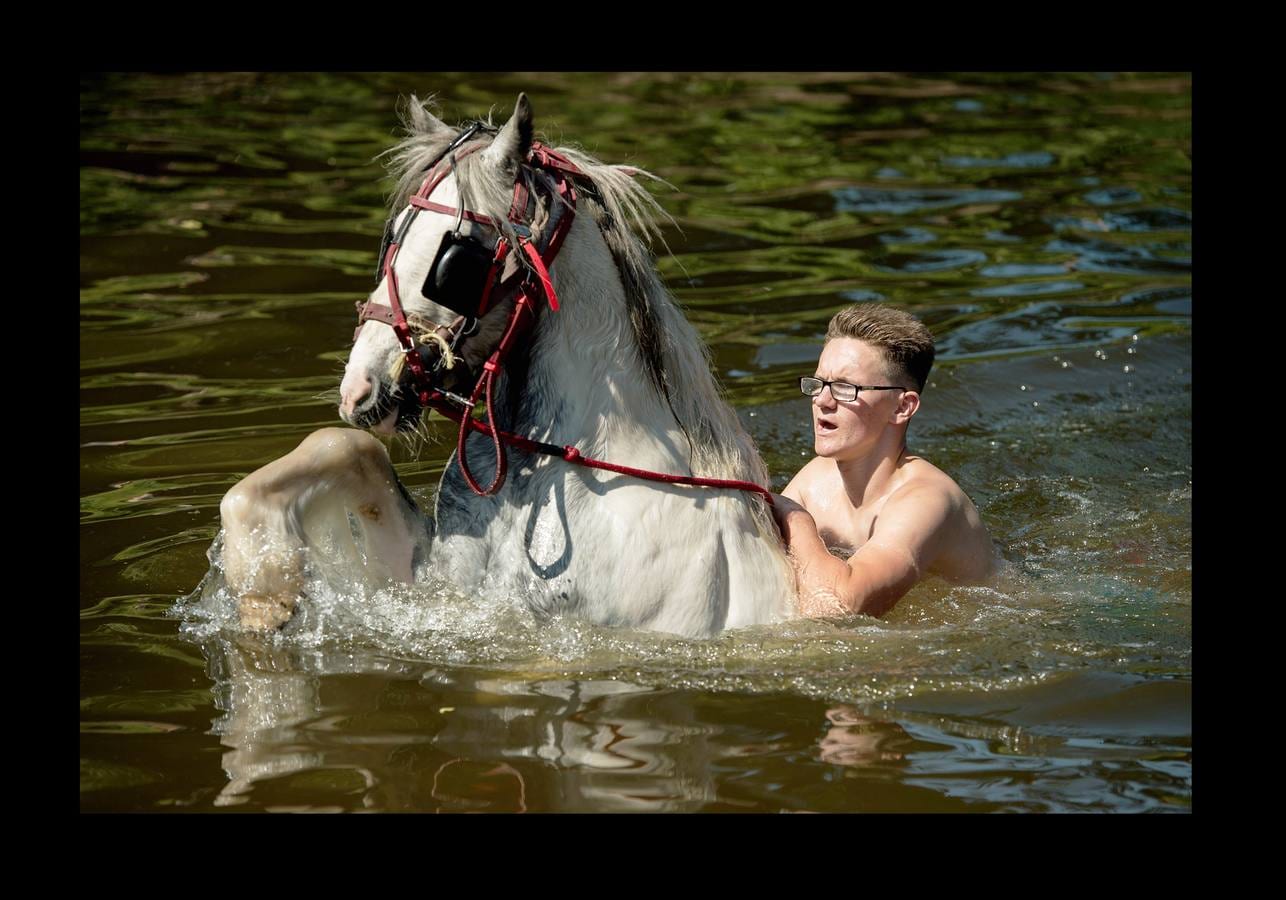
437, 388, 474, 409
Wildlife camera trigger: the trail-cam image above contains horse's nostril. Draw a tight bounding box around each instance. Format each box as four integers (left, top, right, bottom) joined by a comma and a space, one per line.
342, 389, 364, 407
340, 377, 375, 416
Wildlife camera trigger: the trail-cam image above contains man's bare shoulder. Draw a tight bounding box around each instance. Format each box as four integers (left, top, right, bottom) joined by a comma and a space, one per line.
891, 455, 972, 509
882, 455, 994, 581
782, 456, 835, 504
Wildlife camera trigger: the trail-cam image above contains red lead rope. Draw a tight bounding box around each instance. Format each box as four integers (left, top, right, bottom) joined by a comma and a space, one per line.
426, 390, 776, 506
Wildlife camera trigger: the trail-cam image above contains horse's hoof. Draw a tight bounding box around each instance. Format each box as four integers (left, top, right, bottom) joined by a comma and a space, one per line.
236, 591, 299, 632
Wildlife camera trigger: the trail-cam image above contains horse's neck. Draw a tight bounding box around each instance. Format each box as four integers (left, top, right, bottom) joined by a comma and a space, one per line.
514, 215, 686, 467
476, 211, 795, 630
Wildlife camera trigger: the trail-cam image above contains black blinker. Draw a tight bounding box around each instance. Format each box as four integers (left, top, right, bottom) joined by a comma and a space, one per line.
423, 231, 495, 317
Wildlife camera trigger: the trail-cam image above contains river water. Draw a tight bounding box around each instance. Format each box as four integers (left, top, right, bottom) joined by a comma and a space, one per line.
80, 72, 1191, 812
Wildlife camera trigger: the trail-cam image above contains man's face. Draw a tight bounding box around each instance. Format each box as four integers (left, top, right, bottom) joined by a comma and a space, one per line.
811, 338, 906, 461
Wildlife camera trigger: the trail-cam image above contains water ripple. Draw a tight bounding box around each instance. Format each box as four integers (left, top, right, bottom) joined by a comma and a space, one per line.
980, 263, 1070, 278
1050, 208, 1191, 234
941, 151, 1056, 169
1084, 186, 1142, 206
833, 187, 1023, 215
875, 248, 988, 274
970, 280, 1085, 298
1046, 236, 1191, 275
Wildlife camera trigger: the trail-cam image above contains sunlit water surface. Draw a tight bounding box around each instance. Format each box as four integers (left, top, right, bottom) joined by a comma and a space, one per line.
81, 72, 1190, 812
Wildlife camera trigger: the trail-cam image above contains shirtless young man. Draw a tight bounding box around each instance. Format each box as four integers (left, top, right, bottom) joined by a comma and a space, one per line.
772, 304, 995, 619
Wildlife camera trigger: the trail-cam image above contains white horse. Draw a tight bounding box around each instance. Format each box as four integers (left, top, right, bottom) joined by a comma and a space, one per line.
216, 94, 796, 639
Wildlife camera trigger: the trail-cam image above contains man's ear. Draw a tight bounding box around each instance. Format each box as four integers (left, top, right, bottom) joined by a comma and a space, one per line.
892, 390, 920, 425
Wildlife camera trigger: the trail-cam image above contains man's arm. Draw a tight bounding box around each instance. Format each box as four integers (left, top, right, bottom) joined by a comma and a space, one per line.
772, 484, 953, 618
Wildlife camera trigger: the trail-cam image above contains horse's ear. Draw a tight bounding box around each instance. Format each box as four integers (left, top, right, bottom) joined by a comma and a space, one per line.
483, 93, 534, 171
404, 95, 454, 139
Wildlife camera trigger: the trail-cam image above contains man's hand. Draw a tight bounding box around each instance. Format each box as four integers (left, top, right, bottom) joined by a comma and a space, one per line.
770, 493, 815, 545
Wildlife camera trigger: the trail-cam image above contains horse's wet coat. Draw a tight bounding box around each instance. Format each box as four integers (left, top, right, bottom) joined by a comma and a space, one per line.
218, 94, 795, 638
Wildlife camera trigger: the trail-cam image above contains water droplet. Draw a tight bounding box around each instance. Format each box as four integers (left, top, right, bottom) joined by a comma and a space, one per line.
1127, 346, 1136, 354
1032, 401, 1039, 407
1132, 333, 1139, 342
1123, 365, 1133, 373
1052, 355, 1060, 362
1019, 384, 1028, 391
989, 440, 999, 447
1143, 466, 1150, 472
1061, 361, 1071, 368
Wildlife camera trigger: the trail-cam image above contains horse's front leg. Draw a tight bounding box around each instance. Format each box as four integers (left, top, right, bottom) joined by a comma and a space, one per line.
219, 427, 430, 630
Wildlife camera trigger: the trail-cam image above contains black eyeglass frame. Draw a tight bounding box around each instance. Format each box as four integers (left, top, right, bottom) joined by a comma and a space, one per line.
799, 376, 907, 403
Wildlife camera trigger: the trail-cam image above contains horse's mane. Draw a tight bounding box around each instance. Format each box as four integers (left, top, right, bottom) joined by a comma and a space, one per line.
379, 96, 773, 527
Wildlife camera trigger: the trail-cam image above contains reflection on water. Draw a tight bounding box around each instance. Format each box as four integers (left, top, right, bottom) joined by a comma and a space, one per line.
81, 72, 1190, 812
193, 629, 1189, 812
819, 706, 918, 767
203, 637, 728, 812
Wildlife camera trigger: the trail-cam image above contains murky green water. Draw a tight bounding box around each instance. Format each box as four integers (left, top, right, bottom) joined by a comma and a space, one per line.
80, 72, 1190, 812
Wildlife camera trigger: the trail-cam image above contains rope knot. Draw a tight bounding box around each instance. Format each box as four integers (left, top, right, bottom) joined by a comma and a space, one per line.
419, 329, 457, 370
563, 446, 581, 462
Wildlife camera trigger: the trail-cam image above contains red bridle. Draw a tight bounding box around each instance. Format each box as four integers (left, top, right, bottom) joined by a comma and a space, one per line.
355, 130, 567, 407
354, 129, 775, 507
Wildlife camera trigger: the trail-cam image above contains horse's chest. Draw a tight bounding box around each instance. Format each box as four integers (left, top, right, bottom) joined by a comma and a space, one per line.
434, 474, 581, 591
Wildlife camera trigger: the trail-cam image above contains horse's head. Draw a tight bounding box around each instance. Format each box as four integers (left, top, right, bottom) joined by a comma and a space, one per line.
340, 95, 541, 435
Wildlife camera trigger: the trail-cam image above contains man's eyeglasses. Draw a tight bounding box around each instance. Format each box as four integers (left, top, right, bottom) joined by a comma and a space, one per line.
799, 377, 905, 403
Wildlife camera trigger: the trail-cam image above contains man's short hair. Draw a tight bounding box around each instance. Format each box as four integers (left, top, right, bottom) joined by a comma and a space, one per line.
825, 304, 935, 393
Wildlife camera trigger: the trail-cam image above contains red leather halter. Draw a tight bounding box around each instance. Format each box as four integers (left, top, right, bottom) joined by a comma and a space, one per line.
355, 130, 775, 507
